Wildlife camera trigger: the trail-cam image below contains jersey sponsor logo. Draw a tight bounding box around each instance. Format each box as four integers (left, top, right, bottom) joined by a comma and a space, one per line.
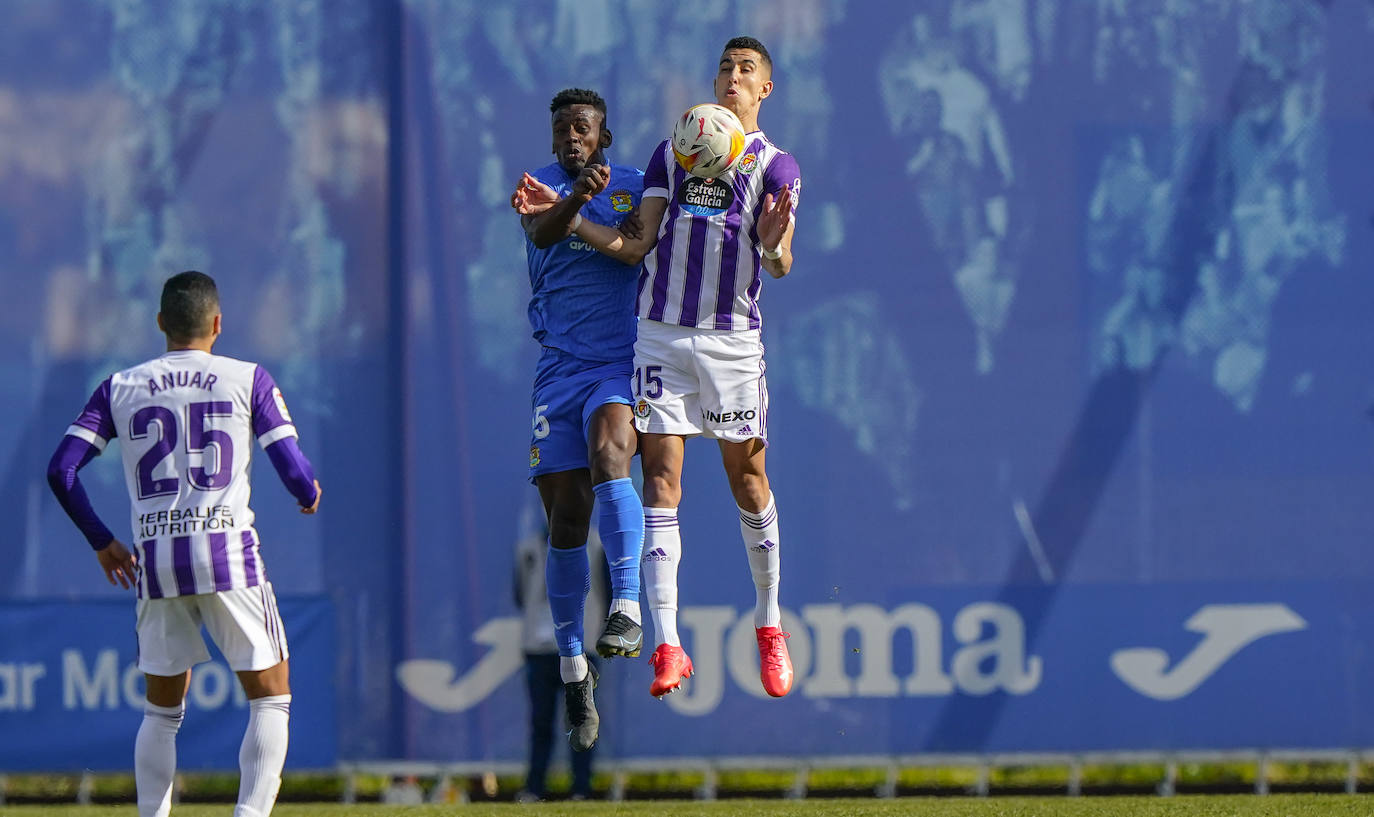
738, 153, 758, 174
703, 408, 756, 424
529, 446, 541, 468
633, 399, 651, 419
677, 176, 734, 217
610, 190, 634, 212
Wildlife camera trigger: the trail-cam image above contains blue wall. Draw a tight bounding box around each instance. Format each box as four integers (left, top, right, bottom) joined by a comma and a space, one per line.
2, 0, 1372, 766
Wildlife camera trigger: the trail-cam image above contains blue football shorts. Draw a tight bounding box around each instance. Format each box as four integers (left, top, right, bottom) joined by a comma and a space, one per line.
528, 347, 634, 483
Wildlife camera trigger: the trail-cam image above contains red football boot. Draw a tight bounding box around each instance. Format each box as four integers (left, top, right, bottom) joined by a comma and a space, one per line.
756, 626, 793, 697
648, 643, 694, 698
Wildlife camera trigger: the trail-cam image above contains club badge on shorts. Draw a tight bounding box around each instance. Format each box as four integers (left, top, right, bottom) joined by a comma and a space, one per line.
529, 446, 541, 468
634, 399, 651, 419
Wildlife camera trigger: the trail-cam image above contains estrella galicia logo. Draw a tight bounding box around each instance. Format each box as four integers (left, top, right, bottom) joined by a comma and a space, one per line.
610, 190, 634, 212
678, 176, 734, 217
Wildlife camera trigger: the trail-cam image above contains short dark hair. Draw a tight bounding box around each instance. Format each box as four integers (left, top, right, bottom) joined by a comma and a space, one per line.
550, 88, 609, 129
160, 270, 219, 341
722, 36, 772, 71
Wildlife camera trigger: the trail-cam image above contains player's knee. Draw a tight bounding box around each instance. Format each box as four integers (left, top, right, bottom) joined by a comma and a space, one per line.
730, 473, 770, 509
588, 440, 633, 483
548, 505, 593, 548
643, 475, 682, 508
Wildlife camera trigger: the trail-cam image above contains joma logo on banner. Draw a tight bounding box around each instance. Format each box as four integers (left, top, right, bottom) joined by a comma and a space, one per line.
397, 601, 1042, 715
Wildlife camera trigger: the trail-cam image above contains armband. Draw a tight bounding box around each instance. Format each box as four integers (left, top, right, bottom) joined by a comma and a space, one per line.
570, 213, 583, 232
762, 243, 784, 260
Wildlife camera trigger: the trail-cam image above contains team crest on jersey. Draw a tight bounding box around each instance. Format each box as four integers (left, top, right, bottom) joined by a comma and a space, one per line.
738, 153, 758, 175
678, 176, 734, 217
529, 446, 541, 468
634, 399, 651, 419
610, 190, 634, 212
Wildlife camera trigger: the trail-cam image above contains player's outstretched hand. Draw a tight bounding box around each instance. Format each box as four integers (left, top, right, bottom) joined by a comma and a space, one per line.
96, 539, 138, 590
573, 164, 610, 201
619, 207, 644, 240
301, 480, 322, 515
756, 184, 792, 254
511, 173, 559, 214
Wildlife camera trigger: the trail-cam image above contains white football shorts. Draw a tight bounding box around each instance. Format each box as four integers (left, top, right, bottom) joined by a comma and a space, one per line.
632, 319, 769, 443
135, 582, 289, 676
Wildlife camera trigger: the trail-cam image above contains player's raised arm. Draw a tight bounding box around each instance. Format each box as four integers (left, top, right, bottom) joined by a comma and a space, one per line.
573, 195, 666, 267
515, 172, 593, 249
756, 184, 795, 279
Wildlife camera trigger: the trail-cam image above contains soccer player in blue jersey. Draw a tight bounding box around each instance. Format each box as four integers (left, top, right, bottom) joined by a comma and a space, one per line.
46, 271, 321, 817
509, 88, 647, 751
531, 38, 800, 701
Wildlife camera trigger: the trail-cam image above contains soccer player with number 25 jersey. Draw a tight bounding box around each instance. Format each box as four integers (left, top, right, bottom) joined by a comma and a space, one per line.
47, 271, 321, 817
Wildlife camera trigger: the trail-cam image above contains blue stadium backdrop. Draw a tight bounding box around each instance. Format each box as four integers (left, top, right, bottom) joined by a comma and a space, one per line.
2, 0, 1372, 769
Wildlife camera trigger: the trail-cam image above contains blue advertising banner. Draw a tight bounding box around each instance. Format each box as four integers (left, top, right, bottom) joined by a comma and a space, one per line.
2, 0, 1372, 766
394, 582, 1374, 757
0, 598, 335, 771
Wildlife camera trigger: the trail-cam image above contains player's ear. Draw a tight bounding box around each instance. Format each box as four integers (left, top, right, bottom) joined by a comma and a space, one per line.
759, 79, 774, 100
600, 127, 612, 150
156, 312, 166, 333
212, 313, 222, 337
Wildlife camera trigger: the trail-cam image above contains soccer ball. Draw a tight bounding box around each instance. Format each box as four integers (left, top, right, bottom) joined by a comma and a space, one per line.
671, 103, 746, 179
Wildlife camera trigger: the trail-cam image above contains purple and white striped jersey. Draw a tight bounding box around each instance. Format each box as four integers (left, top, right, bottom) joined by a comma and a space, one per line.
638, 131, 801, 331
64, 350, 298, 599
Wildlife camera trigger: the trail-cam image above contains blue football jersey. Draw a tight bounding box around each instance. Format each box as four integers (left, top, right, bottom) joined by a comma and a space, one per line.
524, 161, 644, 363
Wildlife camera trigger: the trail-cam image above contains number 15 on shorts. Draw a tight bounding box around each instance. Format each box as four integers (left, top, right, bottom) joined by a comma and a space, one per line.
634, 366, 663, 399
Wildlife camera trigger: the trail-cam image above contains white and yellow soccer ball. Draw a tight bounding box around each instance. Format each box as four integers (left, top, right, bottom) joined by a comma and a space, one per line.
671, 103, 747, 179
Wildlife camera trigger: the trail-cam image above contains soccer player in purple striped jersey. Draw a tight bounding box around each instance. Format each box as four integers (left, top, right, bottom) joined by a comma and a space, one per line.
509, 88, 649, 752
46, 271, 321, 817
561, 36, 800, 700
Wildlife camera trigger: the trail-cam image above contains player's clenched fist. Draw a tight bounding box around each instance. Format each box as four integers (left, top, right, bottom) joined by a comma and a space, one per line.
573, 164, 609, 201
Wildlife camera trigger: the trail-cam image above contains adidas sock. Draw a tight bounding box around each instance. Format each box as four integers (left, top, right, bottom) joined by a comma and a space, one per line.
593, 477, 644, 619
135, 701, 184, 817
546, 543, 590, 666
560, 654, 588, 683
643, 507, 682, 647
739, 493, 781, 629
235, 694, 290, 817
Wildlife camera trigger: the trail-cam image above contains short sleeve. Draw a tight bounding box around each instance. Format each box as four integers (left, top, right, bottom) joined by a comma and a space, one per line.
65, 377, 116, 450
642, 141, 670, 200
251, 366, 298, 447
763, 152, 801, 216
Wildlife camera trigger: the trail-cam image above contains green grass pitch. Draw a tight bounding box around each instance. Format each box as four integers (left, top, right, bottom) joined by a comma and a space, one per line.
7, 796, 1374, 817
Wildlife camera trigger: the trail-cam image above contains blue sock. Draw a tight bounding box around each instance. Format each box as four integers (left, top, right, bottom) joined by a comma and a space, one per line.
546, 544, 590, 657
593, 477, 644, 603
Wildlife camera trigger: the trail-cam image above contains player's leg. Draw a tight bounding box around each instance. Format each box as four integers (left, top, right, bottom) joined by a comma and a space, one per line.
703, 329, 792, 697
631, 321, 704, 696
199, 585, 291, 817
640, 432, 694, 696
585, 391, 645, 658
720, 439, 793, 697
135, 596, 210, 817
521, 653, 559, 799
536, 470, 600, 750
138, 671, 191, 817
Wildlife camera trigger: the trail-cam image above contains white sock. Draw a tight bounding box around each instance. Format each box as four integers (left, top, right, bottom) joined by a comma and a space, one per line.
643, 507, 682, 647
739, 493, 781, 629
560, 653, 588, 683
234, 694, 291, 817
135, 701, 184, 817
610, 597, 642, 624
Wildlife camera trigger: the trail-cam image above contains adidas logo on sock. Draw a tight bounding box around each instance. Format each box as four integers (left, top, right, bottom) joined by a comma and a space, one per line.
644, 547, 671, 561
750, 538, 777, 553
